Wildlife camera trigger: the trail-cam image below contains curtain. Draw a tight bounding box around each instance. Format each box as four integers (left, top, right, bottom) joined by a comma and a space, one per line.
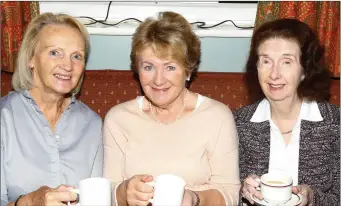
255, 1, 340, 77
1, 1, 39, 73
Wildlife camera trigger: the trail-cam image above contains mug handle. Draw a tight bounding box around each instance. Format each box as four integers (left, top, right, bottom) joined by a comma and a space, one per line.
67, 189, 80, 206
145, 181, 155, 204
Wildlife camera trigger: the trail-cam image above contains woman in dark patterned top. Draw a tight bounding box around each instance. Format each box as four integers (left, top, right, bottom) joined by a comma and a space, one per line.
234, 19, 339, 206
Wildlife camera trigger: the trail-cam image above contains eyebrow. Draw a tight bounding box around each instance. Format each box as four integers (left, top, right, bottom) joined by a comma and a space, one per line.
259, 53, 297, 59
44, 45, 85, 52
282, 53, 296, 59
141, 61, 154, 65
141, 61, 175, 66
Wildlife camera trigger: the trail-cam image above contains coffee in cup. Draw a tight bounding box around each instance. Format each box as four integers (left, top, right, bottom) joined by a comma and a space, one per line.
259, 172, 293, 204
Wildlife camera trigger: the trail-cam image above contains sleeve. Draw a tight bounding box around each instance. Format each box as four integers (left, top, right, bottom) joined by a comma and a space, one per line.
204, 110, 241, 205
103, 112, 127, 206
91, 124, 104, 178
312, 115, 340, 205
1, 119, 9, 206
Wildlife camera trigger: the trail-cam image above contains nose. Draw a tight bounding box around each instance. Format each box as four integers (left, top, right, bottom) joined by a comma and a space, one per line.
270, 63, 281, 80
60, 56, 73, 72
153, 69, 166, 86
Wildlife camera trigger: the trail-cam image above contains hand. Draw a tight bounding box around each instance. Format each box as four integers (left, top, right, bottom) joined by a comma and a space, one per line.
125, 174, 154, 206
292, 184, 314, 206
241, 174, 262, 205
21, 184, 77, 206
182, 190, 197, 206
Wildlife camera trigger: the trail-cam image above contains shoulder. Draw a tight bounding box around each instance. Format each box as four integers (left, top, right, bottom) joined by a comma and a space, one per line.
233, 100, 261, 124
200, 97, 234, 121
0, 91, 21, 112
74, 99, 102, 124
104, 98, 138, 123
317, 101, 340, 125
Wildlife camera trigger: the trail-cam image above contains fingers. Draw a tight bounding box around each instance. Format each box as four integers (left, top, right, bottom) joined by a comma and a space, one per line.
136, 181, 154, 193
241, 185, 255, 204
246, 183, 263, 199
46, 190, 78, 203
241, 174, 262, 204
245, 175, 261, 188
293, 185, 313, 206
141, 175, 153, 183
126, 190, 153, 206
128, 199, 151, 206
126, 175, 154, 205
55, 184, 75, 191
292, 186, 300, 194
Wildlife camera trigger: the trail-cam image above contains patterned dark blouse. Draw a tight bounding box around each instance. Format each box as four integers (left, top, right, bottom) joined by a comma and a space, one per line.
234, 100, 340, 206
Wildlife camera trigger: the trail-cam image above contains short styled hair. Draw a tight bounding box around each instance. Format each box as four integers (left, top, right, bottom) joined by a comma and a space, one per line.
130, 11, 201, 77
245, 18, 331, 102
12, 12, 90, 95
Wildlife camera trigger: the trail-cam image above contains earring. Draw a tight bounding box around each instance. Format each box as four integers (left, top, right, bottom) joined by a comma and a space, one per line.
187, 76, 191, 81
301, 75, 305, 81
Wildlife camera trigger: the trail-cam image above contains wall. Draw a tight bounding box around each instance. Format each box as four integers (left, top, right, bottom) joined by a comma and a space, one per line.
86, 35, 251, 73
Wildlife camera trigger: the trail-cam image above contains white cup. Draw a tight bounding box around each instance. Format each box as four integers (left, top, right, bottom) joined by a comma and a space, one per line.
146, 174, 185, 206
259, 172, 293, 204
68, 177, 111, 206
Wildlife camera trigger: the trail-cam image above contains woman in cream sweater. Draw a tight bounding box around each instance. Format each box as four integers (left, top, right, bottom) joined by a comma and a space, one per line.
103, 11, 240, 206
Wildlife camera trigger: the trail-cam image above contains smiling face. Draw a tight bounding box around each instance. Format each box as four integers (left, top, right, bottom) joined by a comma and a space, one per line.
257, 38, 305, 102
137, 47, 188, 107
30, 24, 86, 95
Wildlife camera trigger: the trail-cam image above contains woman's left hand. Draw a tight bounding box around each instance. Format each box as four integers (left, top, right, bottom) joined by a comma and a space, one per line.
182, 190, 197, 206
292, 184, 314, 206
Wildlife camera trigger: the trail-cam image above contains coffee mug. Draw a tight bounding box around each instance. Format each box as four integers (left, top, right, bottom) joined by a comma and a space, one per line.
258, 172, 293, 204
68, 177, 111, 206
146, 174, 185, 206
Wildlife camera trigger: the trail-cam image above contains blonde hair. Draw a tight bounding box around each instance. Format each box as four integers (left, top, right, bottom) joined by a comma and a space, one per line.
12, 12, 90, 95
130, 11, 201, 76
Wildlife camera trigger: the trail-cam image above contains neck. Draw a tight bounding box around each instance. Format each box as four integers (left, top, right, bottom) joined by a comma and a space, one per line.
269, 95, 302, 121
150, 88, 189, 124
29, 87, 69, 115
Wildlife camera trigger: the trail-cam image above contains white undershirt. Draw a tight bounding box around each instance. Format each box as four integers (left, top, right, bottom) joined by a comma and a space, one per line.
137, 93, 206, 110
250, 99, 323, 186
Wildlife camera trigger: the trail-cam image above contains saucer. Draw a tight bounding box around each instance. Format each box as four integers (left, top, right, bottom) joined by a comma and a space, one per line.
250, 194, 302, 206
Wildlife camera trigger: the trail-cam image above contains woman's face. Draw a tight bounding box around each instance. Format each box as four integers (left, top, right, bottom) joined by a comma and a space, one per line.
30, 24, 86, 95
257, 38, 304, 102
137, 47, 188, 108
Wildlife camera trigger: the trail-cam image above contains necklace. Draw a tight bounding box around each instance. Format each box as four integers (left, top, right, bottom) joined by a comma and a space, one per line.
149, 88, 189, 124
281, 130, 293, 135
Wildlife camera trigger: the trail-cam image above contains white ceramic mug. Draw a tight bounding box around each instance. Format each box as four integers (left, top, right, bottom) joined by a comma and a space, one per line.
68, 177, 112, 206
258, 172, 293, 204
146, 174, 185, 206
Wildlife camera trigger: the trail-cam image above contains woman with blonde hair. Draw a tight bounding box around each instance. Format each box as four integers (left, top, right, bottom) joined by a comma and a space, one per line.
1, 13, 103, 206
104, 11, 240, 206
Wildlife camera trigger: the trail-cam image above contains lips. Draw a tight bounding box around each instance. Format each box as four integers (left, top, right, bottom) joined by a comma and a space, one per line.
268, 83, 284, 90
152, 88, 169, 93
54, 74, 71, 80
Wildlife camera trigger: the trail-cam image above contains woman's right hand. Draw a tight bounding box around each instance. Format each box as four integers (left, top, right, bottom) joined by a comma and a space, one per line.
124, 174, 154, 206
241, 174, 262, 205
19, 184, 77, 205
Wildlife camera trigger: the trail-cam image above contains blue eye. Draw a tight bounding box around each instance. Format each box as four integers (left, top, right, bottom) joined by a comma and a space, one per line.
73, 54, 83, 61
49, 50, 59, 56
144, 66, 153, 71
167, 66, 176, 71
